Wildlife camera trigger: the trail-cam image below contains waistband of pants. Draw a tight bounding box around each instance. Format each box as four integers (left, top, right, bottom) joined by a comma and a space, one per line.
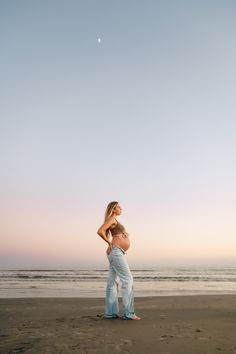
112, 244, 126, 254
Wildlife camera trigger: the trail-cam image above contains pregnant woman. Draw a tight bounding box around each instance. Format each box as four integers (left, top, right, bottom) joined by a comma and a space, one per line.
97, 201, 141, 320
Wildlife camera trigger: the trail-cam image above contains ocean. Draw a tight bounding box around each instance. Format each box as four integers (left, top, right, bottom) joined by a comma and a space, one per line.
0, 267, 236, 298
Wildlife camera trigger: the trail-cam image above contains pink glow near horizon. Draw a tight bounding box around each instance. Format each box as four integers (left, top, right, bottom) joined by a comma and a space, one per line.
1, 201, 236, 267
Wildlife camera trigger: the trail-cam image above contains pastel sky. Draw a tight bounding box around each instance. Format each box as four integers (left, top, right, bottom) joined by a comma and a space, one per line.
1, 1, 236, 268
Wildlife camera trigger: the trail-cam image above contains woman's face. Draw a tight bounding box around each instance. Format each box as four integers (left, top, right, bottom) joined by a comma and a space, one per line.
113, 203, 122, 215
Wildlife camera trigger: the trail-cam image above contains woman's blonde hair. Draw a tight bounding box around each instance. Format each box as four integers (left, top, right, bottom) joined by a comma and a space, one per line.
104, 201, 118, 236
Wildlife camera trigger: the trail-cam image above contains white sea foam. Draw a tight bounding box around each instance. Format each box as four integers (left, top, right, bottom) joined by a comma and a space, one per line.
0, 267, 236, 298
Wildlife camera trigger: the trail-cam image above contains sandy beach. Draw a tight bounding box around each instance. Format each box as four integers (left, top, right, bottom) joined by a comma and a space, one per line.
0, 295, 236, 354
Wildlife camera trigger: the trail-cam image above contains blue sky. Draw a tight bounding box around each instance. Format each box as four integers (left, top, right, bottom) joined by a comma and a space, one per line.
1, 1, 236, 267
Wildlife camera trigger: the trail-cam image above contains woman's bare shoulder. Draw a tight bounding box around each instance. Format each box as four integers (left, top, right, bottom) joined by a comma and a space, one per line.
100, 215, 116, 227
97, 216, 116, 234
106, 216, 117, 229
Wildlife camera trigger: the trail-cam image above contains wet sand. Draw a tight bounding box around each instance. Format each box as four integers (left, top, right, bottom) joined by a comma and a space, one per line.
0, 295, 236, 353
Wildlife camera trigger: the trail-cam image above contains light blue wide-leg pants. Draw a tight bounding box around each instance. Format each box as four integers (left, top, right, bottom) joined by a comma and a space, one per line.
105, 246, 135, 319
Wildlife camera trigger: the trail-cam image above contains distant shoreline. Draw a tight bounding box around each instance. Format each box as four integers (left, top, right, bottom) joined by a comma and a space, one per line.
1, 267, 236, 298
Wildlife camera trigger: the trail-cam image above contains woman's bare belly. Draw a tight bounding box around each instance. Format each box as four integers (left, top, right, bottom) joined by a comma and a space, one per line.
111, 232, 130, 252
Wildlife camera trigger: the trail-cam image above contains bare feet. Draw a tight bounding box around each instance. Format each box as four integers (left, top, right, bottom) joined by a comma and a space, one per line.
104, 314, 121, 319
122, 314, 141, 320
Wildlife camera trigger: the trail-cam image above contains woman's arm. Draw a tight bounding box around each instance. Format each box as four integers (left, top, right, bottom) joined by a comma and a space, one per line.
97, 216, 116, 246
